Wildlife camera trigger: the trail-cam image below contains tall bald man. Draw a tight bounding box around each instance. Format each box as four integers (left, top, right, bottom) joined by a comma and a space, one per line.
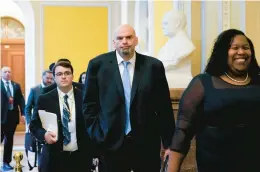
1, 66, 25, 171
83, 24, 175, 172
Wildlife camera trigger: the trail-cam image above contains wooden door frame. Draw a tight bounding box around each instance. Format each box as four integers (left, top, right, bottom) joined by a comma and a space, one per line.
1, 39, 24, 45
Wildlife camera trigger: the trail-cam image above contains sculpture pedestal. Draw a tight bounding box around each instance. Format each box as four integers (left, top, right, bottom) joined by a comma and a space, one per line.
165, 62, 193, 89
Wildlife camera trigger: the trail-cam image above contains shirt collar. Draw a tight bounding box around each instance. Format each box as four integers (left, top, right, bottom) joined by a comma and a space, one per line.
116, 51, 136, 67
57, 87, 73, 99
41, 81, 46, 88
2, 78, 10, 84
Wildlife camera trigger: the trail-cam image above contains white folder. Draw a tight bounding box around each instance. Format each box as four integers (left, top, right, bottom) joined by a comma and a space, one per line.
38, 110, 58, 140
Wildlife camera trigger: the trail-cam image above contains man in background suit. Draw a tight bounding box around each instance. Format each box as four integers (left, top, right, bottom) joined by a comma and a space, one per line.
1, 66, 25, 171
24, 69, 53, 166
25, 70, 53, 124
42, 58, 83, 94
30, 62, 92, 172
83, 24, 175, 172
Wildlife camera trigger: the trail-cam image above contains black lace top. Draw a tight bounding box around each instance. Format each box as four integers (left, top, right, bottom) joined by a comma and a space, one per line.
171, 73, 260, 172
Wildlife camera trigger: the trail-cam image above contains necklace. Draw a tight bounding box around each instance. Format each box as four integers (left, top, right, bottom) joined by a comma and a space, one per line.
225, 72, 248, 83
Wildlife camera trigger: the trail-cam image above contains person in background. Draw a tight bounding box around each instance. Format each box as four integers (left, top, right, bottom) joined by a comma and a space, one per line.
25, 70, 53, 124
1, 66, 25, 171
83, 24, 175, 172
78, 72, 86, 84
24, 69, 53, 166
49, 63, 55, 71
168, 29, 260, 172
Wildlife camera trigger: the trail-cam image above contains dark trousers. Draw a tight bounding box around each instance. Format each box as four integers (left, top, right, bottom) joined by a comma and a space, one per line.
1, 111, 17, 164
100, 135, 161, 172
50, 150, 92, 172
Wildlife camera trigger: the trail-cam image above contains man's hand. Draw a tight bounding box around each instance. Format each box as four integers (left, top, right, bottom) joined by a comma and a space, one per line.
20, 116, 25, 124
44, 131, 57, 144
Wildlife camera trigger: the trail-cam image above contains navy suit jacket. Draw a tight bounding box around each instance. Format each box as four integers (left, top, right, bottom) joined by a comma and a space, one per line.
1, 80, 25, 124
83, 51, 175, 154
30, 87, 91, 172
24, 84, 43, 124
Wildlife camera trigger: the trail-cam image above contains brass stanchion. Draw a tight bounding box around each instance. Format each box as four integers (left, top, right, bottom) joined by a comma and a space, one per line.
13, 152, 23, 172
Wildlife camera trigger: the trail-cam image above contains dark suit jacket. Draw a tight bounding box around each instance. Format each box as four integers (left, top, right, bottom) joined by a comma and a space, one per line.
1, 80, 25, 124
24, 84, 43, 124
83, 51, 175, 153
30, 87, 91, 172
42, 82, 83, 94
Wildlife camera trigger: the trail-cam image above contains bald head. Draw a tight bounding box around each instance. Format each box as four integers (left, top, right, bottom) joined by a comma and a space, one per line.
113, 24, 138, 60
1, 66, 12, 81
114, 24, 136, 39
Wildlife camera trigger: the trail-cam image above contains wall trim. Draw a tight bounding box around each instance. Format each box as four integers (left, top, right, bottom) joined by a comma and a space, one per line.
148, 1, 154, 56
173, 0, 179, 10
14, 0, 35, 100
134, 0, 140, 36
240, 0, 246, 32
121, 0, 128, 24
222, 1, 230, 31
201, 1, 206, 72
218, 1, 223, 33
186, 1, 192, 38
134, 0, 140, 52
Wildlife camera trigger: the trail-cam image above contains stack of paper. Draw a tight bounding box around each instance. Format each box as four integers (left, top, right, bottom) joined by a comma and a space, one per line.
38, 110, 58, 140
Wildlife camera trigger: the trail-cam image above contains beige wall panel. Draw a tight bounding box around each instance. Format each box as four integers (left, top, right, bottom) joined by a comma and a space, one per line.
191, 1, 201, 76
230, 1, 243, 30
246, 1, 260, 63
205, 1, 219, 61
30, 1, 42, 84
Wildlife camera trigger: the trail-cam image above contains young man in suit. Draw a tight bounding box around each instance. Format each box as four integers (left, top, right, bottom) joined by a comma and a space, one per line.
83, 24, 175, 172
1, 66, 25, 171
30, 62, 92, 172
42, 58, 83, 94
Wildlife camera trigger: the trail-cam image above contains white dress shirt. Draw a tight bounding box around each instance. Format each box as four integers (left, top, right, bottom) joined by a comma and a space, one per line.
116, 51, 136, 87
2, 79, 13, 96
57, 87, 78, 151
41, 81, 46, 88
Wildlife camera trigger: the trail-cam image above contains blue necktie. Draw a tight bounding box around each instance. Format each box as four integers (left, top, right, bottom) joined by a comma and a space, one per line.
62, 94, 71, 145
122, 61, 131, 135
6, 82, 13, 110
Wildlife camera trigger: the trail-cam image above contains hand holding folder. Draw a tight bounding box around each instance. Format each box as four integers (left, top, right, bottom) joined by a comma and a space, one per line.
38, 110, 58, 140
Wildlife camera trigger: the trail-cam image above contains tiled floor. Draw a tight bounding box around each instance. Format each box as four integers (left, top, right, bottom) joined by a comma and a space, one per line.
0, 132, 38, 172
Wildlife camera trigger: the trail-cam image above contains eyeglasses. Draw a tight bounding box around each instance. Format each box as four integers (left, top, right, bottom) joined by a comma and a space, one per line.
55, 71, 72, 77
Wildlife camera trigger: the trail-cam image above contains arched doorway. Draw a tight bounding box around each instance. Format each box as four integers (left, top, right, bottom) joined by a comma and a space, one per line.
1, 16, 25, 131
1, 17, 25, 93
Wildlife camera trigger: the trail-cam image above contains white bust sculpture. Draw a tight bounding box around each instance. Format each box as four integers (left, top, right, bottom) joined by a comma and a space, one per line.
158, 10, 195, 88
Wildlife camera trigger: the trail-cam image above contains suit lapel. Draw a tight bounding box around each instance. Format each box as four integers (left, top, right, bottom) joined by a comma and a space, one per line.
38, 85, 43, 94
11, 81, 16, 99
50, 89, 62, 121
110, 52, 125, 99
110, 52, 146, 104
73, 87, 81, 120
1, 80, 8, 98
130, 53, 146, 105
